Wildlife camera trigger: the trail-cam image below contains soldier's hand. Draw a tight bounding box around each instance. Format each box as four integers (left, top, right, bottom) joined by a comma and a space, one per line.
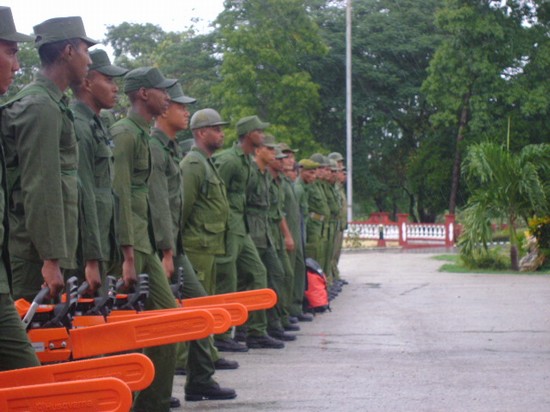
162, 249, 174, 279
121, 246, 137, 289
84, 260, 102, 293
285, 235, 295, 252
42, 259, 64, 299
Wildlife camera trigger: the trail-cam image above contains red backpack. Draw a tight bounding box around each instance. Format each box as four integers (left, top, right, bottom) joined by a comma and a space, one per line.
304, 258, 330, 313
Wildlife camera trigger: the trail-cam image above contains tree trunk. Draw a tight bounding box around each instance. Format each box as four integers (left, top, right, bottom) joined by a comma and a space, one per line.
449, 92, 471, 214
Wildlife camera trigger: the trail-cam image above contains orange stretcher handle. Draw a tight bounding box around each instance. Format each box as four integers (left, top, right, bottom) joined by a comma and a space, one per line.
182, 288, 277, 311
0, 353, 154, 392
70, 309, 215, 359
0, 377, 132, 412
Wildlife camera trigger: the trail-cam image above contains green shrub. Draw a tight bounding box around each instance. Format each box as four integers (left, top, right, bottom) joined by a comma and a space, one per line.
460, 247, 509, 270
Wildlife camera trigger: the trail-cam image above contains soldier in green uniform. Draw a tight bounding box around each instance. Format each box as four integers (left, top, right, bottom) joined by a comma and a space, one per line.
0, 6, 40, 371
328, 152, 348, 283
322, 158, 342, 287
71, 49, 127, 291
149, 92, 236, 402
250, 136, 296, 341
1, 16, 95, 302
213, 115, 284, 349
280, 144, 313, 323
266, 144, 300, 332
110, 67, 178, 412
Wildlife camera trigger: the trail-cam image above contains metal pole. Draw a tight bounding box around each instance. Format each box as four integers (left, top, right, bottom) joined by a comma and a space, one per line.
345, 0, 353, 222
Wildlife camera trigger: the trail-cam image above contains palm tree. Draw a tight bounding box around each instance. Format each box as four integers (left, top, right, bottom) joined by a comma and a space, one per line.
459, 142, 550, 270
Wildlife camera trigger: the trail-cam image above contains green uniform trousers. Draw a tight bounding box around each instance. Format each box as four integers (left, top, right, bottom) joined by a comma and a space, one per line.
132, 250, 176, 412
10, 256, 43, 301
332, 228, 345, 280
256, 245, 285, 332
288, 242, 306, 317
324, 220, 338, 285
215, 231, 267, 338
276, 247, 294, 326
173, 253, 218, 390
0, 294, 40, 371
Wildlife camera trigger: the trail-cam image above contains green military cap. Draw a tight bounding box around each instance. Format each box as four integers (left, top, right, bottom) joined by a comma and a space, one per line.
123, 67, 177, 93
275, 146, 288, 159
262, 133, 278, 149
190, 108, 228, 129
89, 49, 128, 77
0, 7, 33, 42
33, 16, 97, 48
167, 83, 196, 105
279, 142, 298, 153
328, 158, 339, 171
310, 153, 328, 166
179, 138, 194, 156
236, 115, 269, 136
299, 159, 320, 170
328, 152, 344, 162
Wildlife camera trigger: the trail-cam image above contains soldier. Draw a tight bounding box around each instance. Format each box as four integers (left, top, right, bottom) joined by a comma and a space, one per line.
0, 5, 40, 371
1, 16, 95, 302
328, 152, 348, 284
148, 91, 236, 402
110, 67, 178, 412
322, 158, 342, 289
280, 144, 312, 323
213, 115, 284, 349
250, 135, 296, 341
71, 49, 128, 290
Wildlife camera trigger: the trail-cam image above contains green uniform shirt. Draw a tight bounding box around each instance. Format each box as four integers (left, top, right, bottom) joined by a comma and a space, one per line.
148, 128, 183, 253
281, 175, 302, 245
309, 180, 330, 219
1, 72, 78, 269
323, 180, 341, 222
72, 100, 115, 262
337, 183, 348, 229
213, 143, 252, 236
111, 110, 153, 254
0, 146, 10, 293
180, 147, 228, 255
268, 175, 285, 251
246, 162, 273, 249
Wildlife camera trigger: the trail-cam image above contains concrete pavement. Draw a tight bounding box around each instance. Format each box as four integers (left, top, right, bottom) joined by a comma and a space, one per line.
172, 250, 550, 411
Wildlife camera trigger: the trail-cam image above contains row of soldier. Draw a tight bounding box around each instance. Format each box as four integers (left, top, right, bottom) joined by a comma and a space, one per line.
0, 9, 347, 412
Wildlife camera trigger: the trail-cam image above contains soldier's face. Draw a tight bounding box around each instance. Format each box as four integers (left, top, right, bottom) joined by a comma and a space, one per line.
0, 40, 20, 95
257, 145, 276, 164
89, 71, 118, 110
202, 125, 225, 152
68, 40, 92, 87
301, 169, 316, 183
248, 129, 265, 148
164, 102, 189, 132
147, 88, 170, 117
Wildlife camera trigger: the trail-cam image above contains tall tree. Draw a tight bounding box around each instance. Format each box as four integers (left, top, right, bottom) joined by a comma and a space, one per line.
213, 0, 327, 151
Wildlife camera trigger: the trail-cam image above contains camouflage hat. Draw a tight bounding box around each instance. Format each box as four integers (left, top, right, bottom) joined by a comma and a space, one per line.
328, 152, 344, 162
190, 108, 228, 130
299, 159, 320, 170
89, 49, 128, 77
0, 7, 33, 42
262, 134, 278, 149
34, 16, 97, 48
310, 153, 328, 166
275, 146, 288, 159
123, 67, 177, 93
279, 142, 298, 153
236, 115, 269, 136
167, 83, 196, 105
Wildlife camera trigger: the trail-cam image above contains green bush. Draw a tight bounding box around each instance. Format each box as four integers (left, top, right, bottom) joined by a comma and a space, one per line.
460, 247, 509, 270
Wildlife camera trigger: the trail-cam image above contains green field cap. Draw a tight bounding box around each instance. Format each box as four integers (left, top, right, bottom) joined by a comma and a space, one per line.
262, 134, 278, 149
299, 159, 320, 170
236, 115, 269, 136
190, 108, 229, 130
310, 153, 328, 166
275, 146, 288, 159
34, 16, 97, 48
167, 83, 196, 105
279, 142, 298, 153
0, 7, 33, 42
328, 152, 344, 161
124, 67, 177, 93
89, 49, 128, 77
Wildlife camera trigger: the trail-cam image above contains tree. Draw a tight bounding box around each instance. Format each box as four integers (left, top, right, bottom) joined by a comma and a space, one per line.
459, 142, 550, 270
213, 0, 327, 151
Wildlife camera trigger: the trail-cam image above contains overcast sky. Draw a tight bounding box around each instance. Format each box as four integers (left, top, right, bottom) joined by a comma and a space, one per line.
4, 0, 225, 41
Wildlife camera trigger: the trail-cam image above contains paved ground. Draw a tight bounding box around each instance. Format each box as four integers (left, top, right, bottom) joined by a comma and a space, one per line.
172, 250, 550, 411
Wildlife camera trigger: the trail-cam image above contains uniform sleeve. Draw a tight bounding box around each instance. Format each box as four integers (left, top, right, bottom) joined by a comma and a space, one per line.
147, 141, 175, 251
180, 155, 205, 230
75, 118, 103, 261
15, 98, 67, 260
112, 128, 135, 247
214, 154, 238, 191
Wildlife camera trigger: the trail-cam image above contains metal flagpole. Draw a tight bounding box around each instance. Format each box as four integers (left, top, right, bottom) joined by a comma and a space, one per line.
346, 0, 353, 222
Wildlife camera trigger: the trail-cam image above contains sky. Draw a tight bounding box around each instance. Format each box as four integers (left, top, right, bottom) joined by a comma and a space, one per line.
4, 0, 225, 42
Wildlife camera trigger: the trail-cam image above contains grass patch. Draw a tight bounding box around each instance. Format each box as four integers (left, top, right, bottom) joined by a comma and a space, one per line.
433, 253, 550, 274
